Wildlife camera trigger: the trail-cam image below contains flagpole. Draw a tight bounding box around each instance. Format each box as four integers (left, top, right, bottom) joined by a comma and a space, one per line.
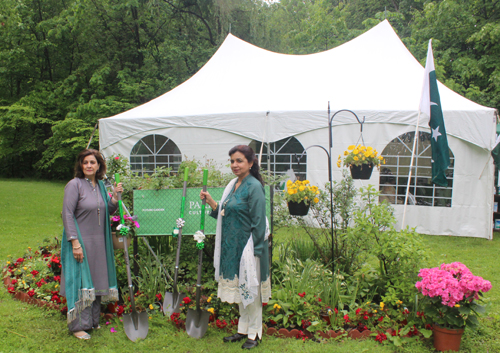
402, 111, 421, 229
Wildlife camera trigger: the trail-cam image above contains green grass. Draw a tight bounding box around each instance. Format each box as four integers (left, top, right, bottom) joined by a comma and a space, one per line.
1, 179, 499, 352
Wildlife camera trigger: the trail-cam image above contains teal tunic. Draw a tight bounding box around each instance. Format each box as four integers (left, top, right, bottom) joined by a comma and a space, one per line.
211, 174, 270, 285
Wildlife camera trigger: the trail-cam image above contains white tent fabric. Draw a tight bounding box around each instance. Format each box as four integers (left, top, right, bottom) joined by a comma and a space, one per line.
100, 20, 497, 239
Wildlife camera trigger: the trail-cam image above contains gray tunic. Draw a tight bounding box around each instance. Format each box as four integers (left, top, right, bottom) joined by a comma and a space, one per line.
60, 178, 117, 297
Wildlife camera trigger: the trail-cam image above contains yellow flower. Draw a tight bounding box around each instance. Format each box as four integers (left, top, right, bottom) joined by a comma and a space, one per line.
55, 284, 58, 288
287, 188, 294, 195
380, 302, 385, 309
23, 267, 27, 270
299, 186, 305, 191
304, 196, 308, 200
273, 303, 281, 310
338, 155, 341, 160
383, 159, 386, 164
359, 146, 365, 150
378, 156, 383, 160
337, 161, 341, 168
149, 304, 154, 310
362, 157, 366, 161
353, 149, 359, 155
364, 151, 371, 158
344, 151, 348, 156
22, 280, 25, 284
353, 156, 359, 161
6, 261, 10, 264
348, 145, 355, 150
455, 304, 460, 308
207, 308, 215, 314
207, 297, 212, 303
303, 180, 310, 184
373, 310, 377, 313
314, 198, 319, 203
149, 316, 152, 320
367, 146, 373, 151
286, 180, 292, 187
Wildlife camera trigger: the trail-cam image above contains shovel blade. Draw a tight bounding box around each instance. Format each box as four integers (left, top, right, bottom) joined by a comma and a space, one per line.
123, 311, 149, 342
163, 291, 184, 316
186, 308, 210, 339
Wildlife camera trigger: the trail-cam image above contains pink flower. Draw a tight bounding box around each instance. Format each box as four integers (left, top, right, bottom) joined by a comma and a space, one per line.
112, 215, 121, 222
134, 221, 140, 228
114, 156, 119, 160
110, 327, 117, 333
105, 321, 110, 325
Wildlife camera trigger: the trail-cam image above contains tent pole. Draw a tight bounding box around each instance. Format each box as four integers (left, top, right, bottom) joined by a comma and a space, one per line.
86, 122, 99, 149
402, 111, 422, 228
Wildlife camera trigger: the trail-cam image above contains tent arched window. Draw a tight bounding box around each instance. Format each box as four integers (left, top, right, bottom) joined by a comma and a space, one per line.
130, 134, 182, 176
249, 137, 306, 180
379, 131, 454, 207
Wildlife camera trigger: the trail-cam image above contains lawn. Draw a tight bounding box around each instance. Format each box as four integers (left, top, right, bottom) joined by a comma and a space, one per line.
1, 179, 499, 352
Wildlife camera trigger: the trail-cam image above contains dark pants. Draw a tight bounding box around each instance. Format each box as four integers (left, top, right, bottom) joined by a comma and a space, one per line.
68, 296, 101, 332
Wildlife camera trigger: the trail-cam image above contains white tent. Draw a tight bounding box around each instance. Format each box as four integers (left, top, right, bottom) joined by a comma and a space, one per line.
100, 20, 497, 239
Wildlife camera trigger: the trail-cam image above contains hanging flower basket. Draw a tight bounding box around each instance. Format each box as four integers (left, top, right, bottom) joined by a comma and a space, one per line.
288, 201, 310, 216
349, 163, 374, 180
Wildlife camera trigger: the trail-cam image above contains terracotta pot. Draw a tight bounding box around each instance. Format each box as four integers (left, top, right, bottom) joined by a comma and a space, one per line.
112, 231, 131, 250
349, 163, 374, 180
433, 324, 464, 352
287, 201, 310, 216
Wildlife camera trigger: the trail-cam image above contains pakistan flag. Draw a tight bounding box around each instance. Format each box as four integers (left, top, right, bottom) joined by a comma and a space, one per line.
419, 40, 450, 187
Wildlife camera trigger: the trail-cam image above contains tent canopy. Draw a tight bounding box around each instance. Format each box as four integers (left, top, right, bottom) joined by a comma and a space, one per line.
100, 20, 496, 152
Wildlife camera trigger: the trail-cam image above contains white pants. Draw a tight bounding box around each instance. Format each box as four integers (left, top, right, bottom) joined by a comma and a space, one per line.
237, 257, 262, 340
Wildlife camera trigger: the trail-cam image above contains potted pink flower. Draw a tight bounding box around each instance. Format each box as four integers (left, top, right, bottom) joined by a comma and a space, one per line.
415, 262, 492, 352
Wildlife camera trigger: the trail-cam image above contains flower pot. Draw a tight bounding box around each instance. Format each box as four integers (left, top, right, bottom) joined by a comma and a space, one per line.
112, 231, 131, 250
288, 201, 310, 216
433, 324, 464, 352
349, 163, 373, 180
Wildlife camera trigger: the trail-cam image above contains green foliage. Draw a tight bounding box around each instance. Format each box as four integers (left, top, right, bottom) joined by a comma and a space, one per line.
353, 185, 429, 306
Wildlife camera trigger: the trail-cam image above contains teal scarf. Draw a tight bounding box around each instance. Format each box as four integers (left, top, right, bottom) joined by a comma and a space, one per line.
61, 179, 118, 323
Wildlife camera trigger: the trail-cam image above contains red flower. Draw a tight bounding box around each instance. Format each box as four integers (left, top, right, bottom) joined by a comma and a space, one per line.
47, 263, 51, 268
378, 316, 384, 322
269, 319, 276, 325
231, 319, 239, 326
355, 308, 361, 315
115, 156, 119, 160
27, 289, 35, 297
53, 275, 61, 282
391, 329, 398, 336
51, 256, 60, 264
209, 315, 215, 322
31, 270, 39, 276
425, 324, 432, 330
318, 298, 322, 302
262, 303, 268, 306
298, 292, 306, 298
155, 293, 162, 301
334, 308, 338, 314
60, 306, 68, 315
170, 313, 180, 321
16, 258, 24, 264
344, 315, 350, 322
216, 319, 227, 329
116, 305, 124, 316
375, 333, 387, 343
7, 287, 15, 294
301, 320, 311, 329
51, 294, 61, 304
11, 279, 17, 285
182, 297, 191, 305
363, 315, 369, 320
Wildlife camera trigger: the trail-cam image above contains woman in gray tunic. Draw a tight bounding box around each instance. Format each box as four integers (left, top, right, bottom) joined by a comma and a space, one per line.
61, 149, 122, 340
200, 145, 270, 350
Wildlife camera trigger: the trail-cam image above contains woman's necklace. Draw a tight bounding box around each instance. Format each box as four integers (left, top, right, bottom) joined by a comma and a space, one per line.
86, 178, 101, 225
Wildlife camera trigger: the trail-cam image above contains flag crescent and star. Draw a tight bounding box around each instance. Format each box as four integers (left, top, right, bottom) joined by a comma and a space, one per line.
419, 39, 450, 187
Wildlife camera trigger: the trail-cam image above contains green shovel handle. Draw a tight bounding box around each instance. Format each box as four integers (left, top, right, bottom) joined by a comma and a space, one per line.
180, 168, 189, 219
200, 169, 208, 232
115, 173, 125, 225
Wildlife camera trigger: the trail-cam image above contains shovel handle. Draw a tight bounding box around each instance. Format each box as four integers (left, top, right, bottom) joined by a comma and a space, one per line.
114, 173, 125, 225
200, 169, 208, 232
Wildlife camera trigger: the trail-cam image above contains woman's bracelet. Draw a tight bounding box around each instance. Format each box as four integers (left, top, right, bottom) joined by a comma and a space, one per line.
73, 245, 82, 250
213, 202, 218, 211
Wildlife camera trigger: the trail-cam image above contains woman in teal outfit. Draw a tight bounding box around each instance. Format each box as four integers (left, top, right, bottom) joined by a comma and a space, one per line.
200, 145, 270, 350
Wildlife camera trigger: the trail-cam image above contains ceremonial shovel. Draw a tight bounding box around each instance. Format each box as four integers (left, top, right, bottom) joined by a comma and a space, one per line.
115, 173, 149, 342
163, 167, 189, 316
186, 169, 210, 338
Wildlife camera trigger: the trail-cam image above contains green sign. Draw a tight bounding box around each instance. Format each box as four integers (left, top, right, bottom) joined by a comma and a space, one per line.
134, 186, 271, 236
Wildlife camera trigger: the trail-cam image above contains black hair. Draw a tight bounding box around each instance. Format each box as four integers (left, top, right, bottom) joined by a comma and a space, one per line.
228, 145, 264, 186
